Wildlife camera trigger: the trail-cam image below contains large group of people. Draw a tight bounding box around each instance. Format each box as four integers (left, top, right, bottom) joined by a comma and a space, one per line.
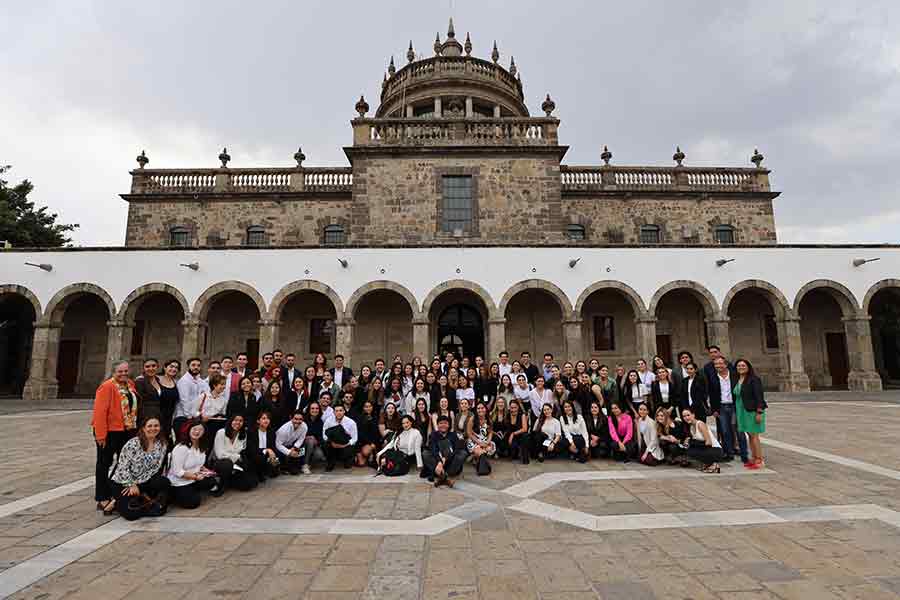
91, 345, 768, 519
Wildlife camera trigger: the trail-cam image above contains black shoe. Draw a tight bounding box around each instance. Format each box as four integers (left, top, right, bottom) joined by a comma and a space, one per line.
419, 468, 429, 479
325, 463, 335, 472
538, 454, 545, 463
721, 456, 734, 463
427, 475, 435, 483
343, 461, 353, 469
209, 485, 225, 498
578, 456, 587, 464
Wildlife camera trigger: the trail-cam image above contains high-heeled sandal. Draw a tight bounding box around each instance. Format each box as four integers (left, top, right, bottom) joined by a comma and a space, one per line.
702, 463, 721, 474
100, 498, 117, 515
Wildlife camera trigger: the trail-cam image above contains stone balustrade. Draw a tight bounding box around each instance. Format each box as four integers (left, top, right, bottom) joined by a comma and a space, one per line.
560, 165, 771, 193
352, 117, 559, 146
381, 55, 522, 104
129, 167, 353, 195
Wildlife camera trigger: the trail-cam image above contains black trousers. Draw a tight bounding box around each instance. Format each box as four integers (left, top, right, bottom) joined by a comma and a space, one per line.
211, 458, 258, 491
561, 434, 587, 457
660, 440, 686, 462
325, 443, 356, 467
589, 436, 610, 459
94, 430, 132, 502
110, 474, 170, 520
688, 444, 724, 466
170, 478, 217, 509
610, 439, 637, 462
530, 432, 562, 458
279, 452, 306, 475
423, 449, 466, 479
508, 432, 530, 463
492, 433, 509, 458
249, 450, 281, 481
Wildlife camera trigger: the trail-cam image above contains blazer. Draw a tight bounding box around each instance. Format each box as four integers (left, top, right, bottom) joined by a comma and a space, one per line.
706, 369, 737, 414
738, 375, 767, 413
281, 368, 303, 393
650, 380, 680, 413
92, 377, 139, 441
227, 390, 265, 424
134, 375, 162, 424
329, 367, 354, 387
679, 376, 710, 421
250, 427, 277, 454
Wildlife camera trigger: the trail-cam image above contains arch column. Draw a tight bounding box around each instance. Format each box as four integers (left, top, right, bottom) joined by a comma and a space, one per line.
258, 319, 281, 362
635, 317, 657, 360
487, 317, 506, 361
777, 317, 810, 392
181, 319, 204, 367
106, 320, 132, 373
335, 319, 355, 366
412, 317, 430, 361
563, 318, 583, 363
704, 316, 731, 359
22, 321, 61, 403
843, 314, 883, 391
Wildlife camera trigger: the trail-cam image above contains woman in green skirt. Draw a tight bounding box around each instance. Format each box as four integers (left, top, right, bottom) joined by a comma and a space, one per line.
734, 359, 767, 469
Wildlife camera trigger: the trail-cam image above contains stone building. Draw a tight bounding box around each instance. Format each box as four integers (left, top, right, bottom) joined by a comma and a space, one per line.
1, 20, 898, 401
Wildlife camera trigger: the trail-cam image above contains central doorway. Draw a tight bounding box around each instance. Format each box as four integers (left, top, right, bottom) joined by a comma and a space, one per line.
437, 304, 484, 361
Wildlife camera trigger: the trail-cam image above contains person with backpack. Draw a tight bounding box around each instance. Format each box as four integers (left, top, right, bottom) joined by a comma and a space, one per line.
376, 415, 423, 476
423, 415, 466, 487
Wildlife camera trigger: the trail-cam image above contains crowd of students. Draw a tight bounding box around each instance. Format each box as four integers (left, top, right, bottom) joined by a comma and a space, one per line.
91, 346, 768, 519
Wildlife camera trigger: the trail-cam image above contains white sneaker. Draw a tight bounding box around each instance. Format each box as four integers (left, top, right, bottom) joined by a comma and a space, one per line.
301, 465, 311, 475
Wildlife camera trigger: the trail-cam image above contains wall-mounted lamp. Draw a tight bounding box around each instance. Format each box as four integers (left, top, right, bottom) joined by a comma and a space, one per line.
568, 258, 581, 268
715, 258, 735, 267
24, 262, 53, 272
338, 258, 349, 268
852, 258, 880, 267
179, 262, 200, 271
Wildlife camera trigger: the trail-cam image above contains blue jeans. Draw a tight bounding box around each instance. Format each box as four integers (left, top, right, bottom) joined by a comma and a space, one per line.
717, 404, 748, 462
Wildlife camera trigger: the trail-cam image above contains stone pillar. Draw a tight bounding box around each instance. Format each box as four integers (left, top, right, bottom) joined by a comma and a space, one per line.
487, 318, 506, 361
635, 318, 657, 361
406, 104, 413, 117
334, 319, 355, 368
704, 317, 731, 360
412, 318, 430, 362
493, 104, 501, 118
258, 320, 280, 365
844, 314, 883, 391
105, 320, 132, 376
562, 319, 583, 363
181, 319, 204, 367
776, 317, 811, 392
465, 96, 473, 117
22, 321, 61, 403
434, 97, 442, 118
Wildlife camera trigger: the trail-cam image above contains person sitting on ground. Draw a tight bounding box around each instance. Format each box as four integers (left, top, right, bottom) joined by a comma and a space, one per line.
250, 411, 280, 481
682, 406, 723, 473
323, 403, 358, 471
275, 409, 308, 475
211, 413, 258, 491
531, 402, 562, 462
655, 407, 688, 466
354, 399, 381, 467
505, 398, 530, 464
108, 416, 170, 520
466, 401, 496, 474
423, 415, 466, 487
489, 397, 510, 458
608, 402, 636, 462
167, 422, 221, 508
559, 399, 590, 463
302, 401, 326, 473
635, 403, 664, 466
586, 400, 611, 459
377, 414, 424, 474
379, 401, 402, 443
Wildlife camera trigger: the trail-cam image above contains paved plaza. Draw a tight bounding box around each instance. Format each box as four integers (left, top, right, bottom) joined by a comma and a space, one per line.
1, 395, 899, 599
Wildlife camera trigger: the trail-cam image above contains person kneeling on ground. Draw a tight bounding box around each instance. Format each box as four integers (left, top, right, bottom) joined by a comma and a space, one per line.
682, 407, 724, 474
466, 402, 496, 475
275, 410, 308, 475
531, 403, 562, 462
167, 422, 221, 508
424, 415, 466, 487
323, 403, 358, 471
250, 411, 281, 481
635, 403, 665, 466
376, 415, 423, 475
109, 416, 170, 520
608, 403, 636, 462
560, 400, 590, 463
211, 413, 258, 491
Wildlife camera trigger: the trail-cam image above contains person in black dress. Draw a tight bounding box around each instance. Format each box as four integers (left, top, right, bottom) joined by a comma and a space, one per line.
353, 399, 380, 467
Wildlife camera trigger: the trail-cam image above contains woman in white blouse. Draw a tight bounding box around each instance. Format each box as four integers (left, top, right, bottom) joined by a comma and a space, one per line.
211, 414, 258, 491
527, 376, 551, 421
200, 374, 229, 444
531, 403, 562, 462
559, 400, 589, 463
456, 376, 476, 406
636, 403, 664, 466
167, 423, 220, 508
376, 415, 424, 472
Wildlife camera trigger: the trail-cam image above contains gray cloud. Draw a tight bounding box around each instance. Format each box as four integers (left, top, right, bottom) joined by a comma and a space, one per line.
2, 0, 898, 245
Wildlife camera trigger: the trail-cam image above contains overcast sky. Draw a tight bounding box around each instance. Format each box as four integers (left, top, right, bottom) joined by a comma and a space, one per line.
2, 1, 899, 246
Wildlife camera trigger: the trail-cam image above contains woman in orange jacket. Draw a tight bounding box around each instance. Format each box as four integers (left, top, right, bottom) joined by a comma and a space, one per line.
93, 360, 140, 514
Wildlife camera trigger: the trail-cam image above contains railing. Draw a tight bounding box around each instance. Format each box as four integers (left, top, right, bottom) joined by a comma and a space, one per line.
560, 165, 770, 193
129, 167, 352, 195
353, 117, 559, 147
382, 56, 522, 104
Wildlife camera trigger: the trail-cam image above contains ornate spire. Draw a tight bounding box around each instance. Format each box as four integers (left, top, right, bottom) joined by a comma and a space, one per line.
751, 148, 765, 168
491, 40, 499, 64
673, 146, 685, 167
541, 94, 556, 116
293, 147, 306, 167
434, 32, 441, 55
407, 40, 415, 63
464, 32, 472, 56
135, 149, 149, 169
447, 17, 455, 38
601, 145, 612, 166
218, 147, 231, 168
509, 56, 517, 76
388, 56, 396, 76
355, 95, 369, 117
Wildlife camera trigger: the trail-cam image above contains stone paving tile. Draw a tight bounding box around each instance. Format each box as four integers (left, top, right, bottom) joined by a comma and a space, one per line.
310, 565, 371, 592
593, 580, 658, 600
362, 575, 420, 600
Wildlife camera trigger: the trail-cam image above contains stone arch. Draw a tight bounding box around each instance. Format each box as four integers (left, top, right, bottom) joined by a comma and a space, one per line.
0, 284, 42, 318
648, 280, 719, 318
422, 280, 497, 320
863, 279, 900, 314
574, 281, 647, 318
345, 281, 420, 320
193, 281, 267, 320
722, 279, 792, 319
270, 280, 344, 321
793, 279, 860, 317
117, 283, 190, 323
44, 283, 116, 322
499, 279, 574, 318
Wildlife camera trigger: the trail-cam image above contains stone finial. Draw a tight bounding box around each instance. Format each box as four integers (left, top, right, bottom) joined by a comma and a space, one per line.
383, 72, 388, 85
601, 145, 612, 166
491, 40, 499, 64
407, 40, 415, 63
541, 94, 556, 116
293, 147, 306, 167
464, 33, 472, 56
388, 56, 396, 76
751, 148, 765, 168
355, 94, 370, 117
218, 147, 231, 168
509, 55, 517, 76
136, 149, 149, 169
434, 32, 441, 55
517, 71, 521, 83
447, 17, 455, 38
673, 146, 685, 167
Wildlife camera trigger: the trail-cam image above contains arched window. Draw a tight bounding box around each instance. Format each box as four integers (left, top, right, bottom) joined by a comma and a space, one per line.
245, 225, 267, 247
566, 223, 586, 241
714, 224, 736, 245
169, 226, 190, 247
324, 224, 346, 245
639, 224, 661, 244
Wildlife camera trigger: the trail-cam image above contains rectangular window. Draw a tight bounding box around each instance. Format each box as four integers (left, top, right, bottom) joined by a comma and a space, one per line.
764, 314, 779, 349
245, 339, 259, 371
309, 318, 333, 354
441, 175, 473, 233
130, 320, 145, 355
170, 229, 190, 247
593, 316, 615, 351
246, 228, 267, 247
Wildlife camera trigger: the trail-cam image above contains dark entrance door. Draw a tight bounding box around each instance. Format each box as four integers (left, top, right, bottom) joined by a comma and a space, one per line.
437, 304, 484, 361
57, 340, 81, 396
655, 335, 672, 368
825, 332, 849, 388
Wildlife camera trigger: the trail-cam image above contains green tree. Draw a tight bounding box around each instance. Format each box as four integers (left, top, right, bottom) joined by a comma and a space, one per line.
0, 164, 78, 247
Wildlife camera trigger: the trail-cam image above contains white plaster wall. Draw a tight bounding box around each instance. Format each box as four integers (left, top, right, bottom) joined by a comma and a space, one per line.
2, 246, 898, 317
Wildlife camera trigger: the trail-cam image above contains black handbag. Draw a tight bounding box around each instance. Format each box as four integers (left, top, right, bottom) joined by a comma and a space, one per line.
381, 449, 410, 476
475, 455, 492, 476
325, 424, 351, 445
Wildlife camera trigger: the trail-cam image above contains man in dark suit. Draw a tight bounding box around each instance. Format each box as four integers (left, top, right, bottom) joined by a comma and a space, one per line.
705, 356, 747, 463
702, 345, 731, 385
678, 362, 709, 421
670, 350, 693, 392
329, 354, 353, 391
281, 353, 302, 392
